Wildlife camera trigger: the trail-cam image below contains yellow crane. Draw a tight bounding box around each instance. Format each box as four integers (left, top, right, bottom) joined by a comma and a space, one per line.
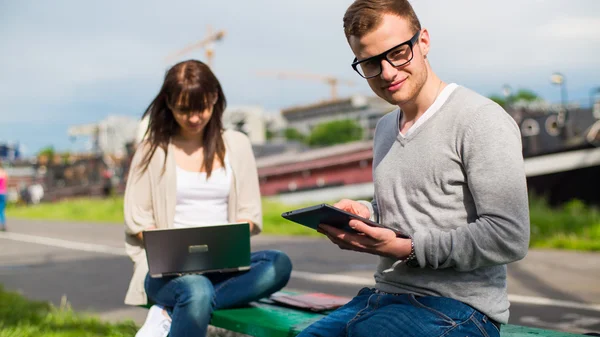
256, 70, 356, 101
164, 25, 226, 68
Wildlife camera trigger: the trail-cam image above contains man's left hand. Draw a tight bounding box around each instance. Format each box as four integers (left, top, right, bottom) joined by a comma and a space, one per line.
318, 220, 412, 259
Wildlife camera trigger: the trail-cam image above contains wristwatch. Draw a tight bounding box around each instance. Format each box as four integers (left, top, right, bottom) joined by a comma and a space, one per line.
382, 237, 418, 274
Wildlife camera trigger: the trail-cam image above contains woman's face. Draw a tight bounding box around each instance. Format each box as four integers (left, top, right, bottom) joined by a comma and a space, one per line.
169, 95, 216, 137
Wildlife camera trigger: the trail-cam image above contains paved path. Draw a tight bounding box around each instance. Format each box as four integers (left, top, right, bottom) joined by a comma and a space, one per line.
1, 218, 599, 335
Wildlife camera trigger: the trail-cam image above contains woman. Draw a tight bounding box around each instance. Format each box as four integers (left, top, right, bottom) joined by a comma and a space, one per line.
0, 161, 7, 231
123, 60, 292, 337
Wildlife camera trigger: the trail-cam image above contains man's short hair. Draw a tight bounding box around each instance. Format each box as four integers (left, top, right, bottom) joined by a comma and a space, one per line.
343, 0, 422, 40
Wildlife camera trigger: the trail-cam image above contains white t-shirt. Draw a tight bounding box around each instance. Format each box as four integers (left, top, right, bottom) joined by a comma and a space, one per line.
173, 154, 232, 228
399, 83, 458, 138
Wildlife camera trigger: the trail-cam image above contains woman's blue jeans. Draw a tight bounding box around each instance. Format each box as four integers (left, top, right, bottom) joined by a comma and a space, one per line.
297, 287, 501, 337
145, 249, 292, 337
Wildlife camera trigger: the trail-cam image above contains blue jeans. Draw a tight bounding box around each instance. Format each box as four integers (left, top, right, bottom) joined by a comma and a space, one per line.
297, 288, 501, 337
0, 194, 6, 227
145, 249, 292, 337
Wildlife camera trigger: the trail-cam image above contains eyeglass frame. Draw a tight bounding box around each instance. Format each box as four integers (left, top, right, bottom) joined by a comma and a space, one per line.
351, 30, 421, 79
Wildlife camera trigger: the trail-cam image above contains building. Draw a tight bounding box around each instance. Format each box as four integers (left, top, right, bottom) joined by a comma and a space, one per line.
69, 115, 139, 158
258, 102, 600, 206
3, 161, 39, 202
0, 142, 23, 163
281, 94, 396, 139
256, 141, 374, 203
222, 105, 268, 145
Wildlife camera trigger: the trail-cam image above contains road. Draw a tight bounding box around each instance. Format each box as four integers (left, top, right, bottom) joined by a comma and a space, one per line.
1, 218, 599, 335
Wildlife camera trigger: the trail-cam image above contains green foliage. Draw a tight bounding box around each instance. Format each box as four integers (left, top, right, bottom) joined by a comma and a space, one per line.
38, 146, 55, 158
283, 128, 306, 142
513, 89, 539, 102
489, 88, 541, 108
306, 119, 363, 147
489, 95, 507, 107
529, 196, 600, 251
265, 129, 275, 141
0, 285, 138, 337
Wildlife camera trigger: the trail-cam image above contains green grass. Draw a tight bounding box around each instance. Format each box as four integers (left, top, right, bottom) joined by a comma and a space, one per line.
6, 197, 124, 224
529, 197, 600, 251
0, 285, 137, 337
261, 199, 322, 237
6, 197, 322, 237
6, 195, 600, 251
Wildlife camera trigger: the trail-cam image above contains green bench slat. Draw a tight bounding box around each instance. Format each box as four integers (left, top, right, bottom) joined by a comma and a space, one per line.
210, 299, 590, 337
497, 325, 588, 337
211, 299, 325, 337
141, 298, 592, 336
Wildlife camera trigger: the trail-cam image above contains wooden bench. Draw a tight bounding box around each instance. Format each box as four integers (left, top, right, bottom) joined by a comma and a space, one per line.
143, 296, 592, 337
209, 297, 591, 337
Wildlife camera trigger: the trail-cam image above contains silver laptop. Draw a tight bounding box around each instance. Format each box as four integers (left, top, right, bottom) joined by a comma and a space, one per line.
143, 222, 251, 278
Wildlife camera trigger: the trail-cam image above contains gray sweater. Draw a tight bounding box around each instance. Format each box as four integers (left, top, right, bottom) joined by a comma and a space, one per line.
363, 86, 530, 323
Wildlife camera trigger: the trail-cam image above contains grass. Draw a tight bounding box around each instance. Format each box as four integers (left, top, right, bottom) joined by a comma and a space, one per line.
0, 285, 137, 337
6, 195, 600, 251
261, 199, 322, 237
5, 197, 322, 237
6, 197, 124, 224
529, 197, 600, 251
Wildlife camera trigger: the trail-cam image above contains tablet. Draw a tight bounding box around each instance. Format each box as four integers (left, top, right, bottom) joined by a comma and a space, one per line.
281, 203, 407, 237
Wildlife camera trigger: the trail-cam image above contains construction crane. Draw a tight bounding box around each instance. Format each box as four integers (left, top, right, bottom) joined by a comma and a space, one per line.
256, 71, 356, 101
164, 25, 226, 68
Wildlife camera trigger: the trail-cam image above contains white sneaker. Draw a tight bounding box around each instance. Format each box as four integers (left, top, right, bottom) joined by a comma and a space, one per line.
135, 304, 171, 337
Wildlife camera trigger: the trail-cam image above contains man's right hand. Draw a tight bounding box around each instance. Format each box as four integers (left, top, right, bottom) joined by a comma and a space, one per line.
136, 226, 156, 241
333, 199, 370, 219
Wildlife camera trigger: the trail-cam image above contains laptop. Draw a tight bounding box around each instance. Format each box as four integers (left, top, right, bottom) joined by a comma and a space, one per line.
143, 222, 251, 278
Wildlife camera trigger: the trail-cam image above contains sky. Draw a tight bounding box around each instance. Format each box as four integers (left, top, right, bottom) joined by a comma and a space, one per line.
1, 0, 599, 155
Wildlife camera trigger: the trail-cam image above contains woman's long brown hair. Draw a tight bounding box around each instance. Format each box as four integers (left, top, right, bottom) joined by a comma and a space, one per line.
139, 60, 227, 178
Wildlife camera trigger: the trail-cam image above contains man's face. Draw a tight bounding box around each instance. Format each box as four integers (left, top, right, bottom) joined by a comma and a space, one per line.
349, 14, 429, 106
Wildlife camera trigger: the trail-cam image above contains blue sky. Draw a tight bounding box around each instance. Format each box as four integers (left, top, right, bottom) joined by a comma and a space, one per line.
1, 0, 599, 155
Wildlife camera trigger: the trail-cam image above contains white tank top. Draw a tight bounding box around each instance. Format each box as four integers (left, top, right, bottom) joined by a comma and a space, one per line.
173, 154, 232, 228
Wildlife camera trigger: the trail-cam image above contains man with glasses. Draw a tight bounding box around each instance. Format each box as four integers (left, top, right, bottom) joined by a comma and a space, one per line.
297, 1, 530, 336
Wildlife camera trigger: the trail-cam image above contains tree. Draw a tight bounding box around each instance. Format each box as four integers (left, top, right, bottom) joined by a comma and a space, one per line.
38, 146, 55, 158
265, 129, 275, 141
513, 89, 539, 102
307, 119, 363, 147
489, 88, 541, 108
489, 95, 507, 107
284, 128, 306, 142
61, 151, 72, 164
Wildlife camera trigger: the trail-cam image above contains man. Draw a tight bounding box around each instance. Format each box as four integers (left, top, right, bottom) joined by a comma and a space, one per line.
297, 1, 530, 336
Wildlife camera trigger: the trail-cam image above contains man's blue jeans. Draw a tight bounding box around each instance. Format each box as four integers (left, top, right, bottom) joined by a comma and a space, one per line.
297, 287, 501, 337
145, 249, 292, 337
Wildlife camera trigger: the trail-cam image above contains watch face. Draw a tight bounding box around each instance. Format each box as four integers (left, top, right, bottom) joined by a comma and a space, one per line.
407, 258, 419, 268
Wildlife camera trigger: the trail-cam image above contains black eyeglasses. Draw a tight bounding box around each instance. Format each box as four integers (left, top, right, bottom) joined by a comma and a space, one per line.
351, 31, 421, 79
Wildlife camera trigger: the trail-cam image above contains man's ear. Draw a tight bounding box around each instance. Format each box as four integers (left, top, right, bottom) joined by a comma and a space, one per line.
419, 28, 431, 58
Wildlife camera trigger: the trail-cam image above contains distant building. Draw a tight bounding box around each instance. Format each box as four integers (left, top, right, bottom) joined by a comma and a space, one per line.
223, 105, 268, 145
256, 140, 373, 198
0, 142, 22, 163
281, 94, 396, 139
69, 115, 139, 158
252, 141, 309, 159
3, 160, 40, 202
